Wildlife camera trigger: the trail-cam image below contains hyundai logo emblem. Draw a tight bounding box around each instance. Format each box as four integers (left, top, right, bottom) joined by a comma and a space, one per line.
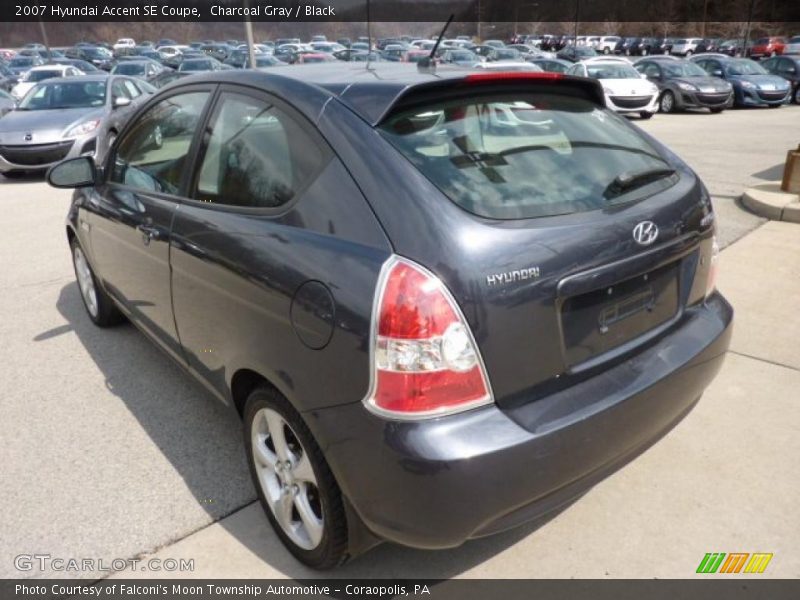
24, 133, 32, 142
632, 221, 659, 246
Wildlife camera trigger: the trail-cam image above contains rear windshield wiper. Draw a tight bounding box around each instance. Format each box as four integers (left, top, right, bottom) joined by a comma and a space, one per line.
604, 167, 676, 199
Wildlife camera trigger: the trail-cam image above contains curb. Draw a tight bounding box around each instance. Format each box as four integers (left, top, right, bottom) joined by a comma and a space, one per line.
741, 182, 800, 224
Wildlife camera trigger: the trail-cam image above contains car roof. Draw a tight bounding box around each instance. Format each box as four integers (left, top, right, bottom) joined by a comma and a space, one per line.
28, 65, 71, 71
690, 54, 734, 61
638, 55, 681, 61
582, 56, 631, 64
169, 63, 603, 126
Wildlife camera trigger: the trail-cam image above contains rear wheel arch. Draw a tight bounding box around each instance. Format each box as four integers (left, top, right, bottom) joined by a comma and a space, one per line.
231, 368, 289, 419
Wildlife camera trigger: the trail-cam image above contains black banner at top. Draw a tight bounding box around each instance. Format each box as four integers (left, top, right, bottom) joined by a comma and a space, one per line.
3, 0, 800, 23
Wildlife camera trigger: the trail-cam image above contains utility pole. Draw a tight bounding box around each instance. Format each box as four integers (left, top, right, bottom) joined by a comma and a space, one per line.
573, 0, 580, 43
244, 0, 256, 68
38, 18, 51, 61
742, 0, 756, 57
477, 0, 482, 42
701, 0, 708, 37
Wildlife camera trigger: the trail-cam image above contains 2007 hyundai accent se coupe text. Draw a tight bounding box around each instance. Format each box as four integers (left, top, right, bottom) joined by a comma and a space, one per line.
47, 64, 732, 569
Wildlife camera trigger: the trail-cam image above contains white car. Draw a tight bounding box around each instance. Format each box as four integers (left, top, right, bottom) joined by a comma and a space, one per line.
11, 65, 83, 99
671, 38, 703, 56
156, 45, 184, 59
236, 44, 272, 54
113, 38, 135, 52
410, 40, 436, 51
567, 57, 659, 118
784, 35, 800, 55
596, 36, 621, 54
472, 61, 543, 72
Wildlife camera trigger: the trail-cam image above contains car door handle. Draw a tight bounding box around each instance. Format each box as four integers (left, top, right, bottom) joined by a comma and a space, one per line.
136, 224, 159, 244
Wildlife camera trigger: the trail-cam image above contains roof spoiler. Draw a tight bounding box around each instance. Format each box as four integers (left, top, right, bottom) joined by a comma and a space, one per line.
372, 73, 607, 126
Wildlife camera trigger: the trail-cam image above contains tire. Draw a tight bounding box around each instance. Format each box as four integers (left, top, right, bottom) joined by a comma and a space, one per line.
603, 47, 610, 54
685, 50, 693, 57
710, 107, 725, 113
640, 111, 654, 119
244, 386, 348, 569
70, 237, 124, 327
767, 103, 781, 108
659, 90, 676, 113
794, 86, 800, 105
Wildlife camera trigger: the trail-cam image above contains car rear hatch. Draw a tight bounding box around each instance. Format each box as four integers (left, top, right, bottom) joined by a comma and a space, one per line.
372, 73, 716, 409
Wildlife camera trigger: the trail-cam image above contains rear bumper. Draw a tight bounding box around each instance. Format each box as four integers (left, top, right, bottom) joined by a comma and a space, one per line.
309, 293, 733, 549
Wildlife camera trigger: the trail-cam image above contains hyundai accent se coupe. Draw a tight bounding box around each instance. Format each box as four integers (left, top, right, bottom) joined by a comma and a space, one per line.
47, 65, 732, 569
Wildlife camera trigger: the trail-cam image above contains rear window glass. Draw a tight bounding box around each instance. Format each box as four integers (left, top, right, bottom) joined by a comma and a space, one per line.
379, 92, 674, 220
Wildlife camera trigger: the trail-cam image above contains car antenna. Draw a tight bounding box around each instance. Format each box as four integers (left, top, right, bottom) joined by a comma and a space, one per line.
418, 14, 454, 73
417, 15, 455, 72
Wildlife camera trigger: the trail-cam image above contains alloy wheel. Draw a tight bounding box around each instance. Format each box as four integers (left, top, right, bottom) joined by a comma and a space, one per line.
250, 407, 324, 550
73, 246, 98, 318
660, 91, 675, 113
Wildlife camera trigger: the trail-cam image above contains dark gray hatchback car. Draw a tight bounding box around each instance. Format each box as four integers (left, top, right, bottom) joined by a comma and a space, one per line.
47, 65, 732, 568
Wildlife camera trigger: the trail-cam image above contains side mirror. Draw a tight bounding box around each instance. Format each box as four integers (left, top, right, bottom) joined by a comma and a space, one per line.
113, 95, 131, 108
47, 156, 96, 189
711, 69, 723, 77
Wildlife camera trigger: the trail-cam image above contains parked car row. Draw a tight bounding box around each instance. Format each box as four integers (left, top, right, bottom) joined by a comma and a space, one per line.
512, 33, 800, 59
0, 34, 797, 178
528, 52, 797, 113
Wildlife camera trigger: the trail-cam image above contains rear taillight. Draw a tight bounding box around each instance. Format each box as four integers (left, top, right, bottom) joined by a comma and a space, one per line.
705, 235, 720, 298
364, 257, 493, 419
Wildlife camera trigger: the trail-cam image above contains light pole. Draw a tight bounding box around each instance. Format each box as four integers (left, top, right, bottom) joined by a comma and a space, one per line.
38, 18, 51, 60
244, 0, 256, 68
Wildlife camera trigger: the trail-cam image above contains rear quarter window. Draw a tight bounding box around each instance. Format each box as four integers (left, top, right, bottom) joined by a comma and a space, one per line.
379, 91, 675, 220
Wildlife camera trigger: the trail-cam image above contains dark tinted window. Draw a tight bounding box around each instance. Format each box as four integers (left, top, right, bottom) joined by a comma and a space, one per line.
380, 92, 674, 220
111, 92, 209, 194
194, 93, 326, 209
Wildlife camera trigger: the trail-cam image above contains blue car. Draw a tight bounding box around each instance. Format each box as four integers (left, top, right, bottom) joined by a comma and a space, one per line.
691, 55, 791, 107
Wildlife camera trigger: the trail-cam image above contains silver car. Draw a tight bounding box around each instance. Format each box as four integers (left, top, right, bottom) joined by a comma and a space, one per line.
0, 74, 153, 175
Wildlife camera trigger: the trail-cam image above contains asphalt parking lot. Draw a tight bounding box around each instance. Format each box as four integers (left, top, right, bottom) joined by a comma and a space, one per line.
1, 105, 798, 580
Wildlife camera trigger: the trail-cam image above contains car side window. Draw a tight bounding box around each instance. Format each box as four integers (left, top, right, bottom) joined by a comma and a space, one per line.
110, 91, 209, 195
112, 80, 130, 101
778, 59, 795, 74
193, 92, 327, 209
761, 58, 776, 71
643, 63, 661, 78
122, 79, 140, 98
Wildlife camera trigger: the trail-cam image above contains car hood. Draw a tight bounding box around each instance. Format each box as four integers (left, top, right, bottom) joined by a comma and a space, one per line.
673, 76, 731, 91
600, 78, 658, 95
735, 74, 791, 88
0, 106, 105, 143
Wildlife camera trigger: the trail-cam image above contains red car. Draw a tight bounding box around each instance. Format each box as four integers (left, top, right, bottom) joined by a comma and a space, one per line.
750, 37, 787, 58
